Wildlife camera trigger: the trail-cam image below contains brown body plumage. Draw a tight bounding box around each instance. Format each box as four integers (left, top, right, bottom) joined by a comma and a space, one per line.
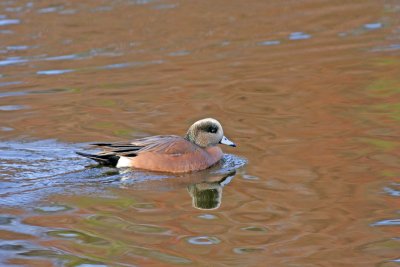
77, 118, 236, 173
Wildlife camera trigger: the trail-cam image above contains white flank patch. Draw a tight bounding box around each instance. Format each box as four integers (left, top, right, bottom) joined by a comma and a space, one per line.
116, 156, 132, 168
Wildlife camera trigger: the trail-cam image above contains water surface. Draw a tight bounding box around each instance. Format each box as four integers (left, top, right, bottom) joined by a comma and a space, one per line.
0, 0, 399, 266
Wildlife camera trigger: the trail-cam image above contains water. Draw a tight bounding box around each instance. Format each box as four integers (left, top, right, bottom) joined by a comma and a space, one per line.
0, 0, 399, 266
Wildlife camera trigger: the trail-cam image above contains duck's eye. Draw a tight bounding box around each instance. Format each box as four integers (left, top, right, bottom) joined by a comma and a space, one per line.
207, 125, 218, 133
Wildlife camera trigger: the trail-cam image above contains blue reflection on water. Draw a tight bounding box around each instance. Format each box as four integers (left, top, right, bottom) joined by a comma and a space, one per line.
0, 140, 246, 208
258, 40, 281, 46
37, 69, 74, 75
371, 219, 400, 226
364, 22, 382, 30
0, 19, 20, 26
0, 57, 28, 67
289, 32, 312, 40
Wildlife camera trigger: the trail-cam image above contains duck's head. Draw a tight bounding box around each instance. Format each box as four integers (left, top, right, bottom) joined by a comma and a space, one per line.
185, 118, 236, 148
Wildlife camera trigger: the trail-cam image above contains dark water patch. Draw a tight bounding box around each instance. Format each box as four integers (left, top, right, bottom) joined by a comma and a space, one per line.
241, 226, 268, 232
233, 247, 264, 254
0, 216, 14, 225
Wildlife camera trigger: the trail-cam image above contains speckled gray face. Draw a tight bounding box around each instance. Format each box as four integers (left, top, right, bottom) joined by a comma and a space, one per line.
185, 118, 236, 148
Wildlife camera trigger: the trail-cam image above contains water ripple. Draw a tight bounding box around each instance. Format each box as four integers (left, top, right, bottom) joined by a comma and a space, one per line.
258, 40, 281, 46
384, 184, 400, 197
186, 236, 220, 245
371, 219, 400, 226
0, 140, 246, 208
6, 45, 29, 51
0, 57, 28, 67
0, 19, 20, 26
0, 105, 28, 111
364, 22, 383, 30
289, 32, 312, 40
37, 69, 74, 75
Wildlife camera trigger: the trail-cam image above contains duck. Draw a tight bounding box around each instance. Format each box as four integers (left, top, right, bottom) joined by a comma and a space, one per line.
76, 118, 236, 173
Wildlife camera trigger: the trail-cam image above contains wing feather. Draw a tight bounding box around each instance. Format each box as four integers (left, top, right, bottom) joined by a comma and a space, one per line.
91, 135, 198, 157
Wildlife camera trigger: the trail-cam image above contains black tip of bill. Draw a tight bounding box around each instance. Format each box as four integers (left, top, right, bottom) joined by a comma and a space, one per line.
220, 136, 236, 147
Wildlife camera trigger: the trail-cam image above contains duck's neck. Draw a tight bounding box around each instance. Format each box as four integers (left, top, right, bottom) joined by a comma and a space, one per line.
184, 130, 195, 143
185, 129, 206, 147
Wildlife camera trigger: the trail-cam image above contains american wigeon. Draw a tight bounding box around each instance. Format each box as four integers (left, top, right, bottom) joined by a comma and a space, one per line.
77, 118, 236, 173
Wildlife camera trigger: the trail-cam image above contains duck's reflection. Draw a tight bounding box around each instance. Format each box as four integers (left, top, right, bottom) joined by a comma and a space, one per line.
118, 164, 236, 210
187, 173, 234, 210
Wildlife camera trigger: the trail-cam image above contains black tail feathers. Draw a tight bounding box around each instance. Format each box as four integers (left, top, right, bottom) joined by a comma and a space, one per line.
76, 151, 120, 166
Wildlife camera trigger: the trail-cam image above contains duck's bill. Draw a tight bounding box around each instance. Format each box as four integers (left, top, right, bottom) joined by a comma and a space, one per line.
220, 136, 236, 147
